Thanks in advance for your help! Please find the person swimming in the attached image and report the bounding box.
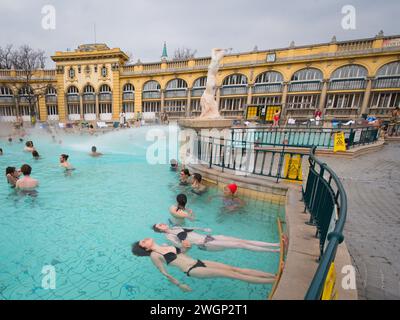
[60,154,74,170]
[191,173,207,194]
[170,159,178,171]
[152,223,281,253]
[15,164,39,190]
[132,238,276,292]
[24,141,35,153]
[169,194,195,226]
[222,183,245,212]
[32,150,40,160]
[5,166,21,188]
[0,148,3,156]
[179,169,191,186]
[90,146,103,157]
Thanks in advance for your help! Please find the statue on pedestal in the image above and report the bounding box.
[199,48,227,119]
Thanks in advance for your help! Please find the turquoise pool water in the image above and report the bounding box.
[0,126,283,300]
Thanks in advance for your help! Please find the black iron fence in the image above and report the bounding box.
[303,147,347,300]
[196,135,306,182]
[231,126,380,149]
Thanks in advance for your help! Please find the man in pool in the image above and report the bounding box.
[5,166,21,188]
[132,238,276,292]
[152,223,280,253]
[0,148,3,156]
[90,146,103,157]
[24,141,35,153]
[191,173,207,194]
[170,159,178,171]
[15,164,39,190]
[60,154,74,170]
[169,194,195,225]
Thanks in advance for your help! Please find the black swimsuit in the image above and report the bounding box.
[176,228,194,241]
[157,247,182,265]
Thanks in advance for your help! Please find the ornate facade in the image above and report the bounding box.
[1,35,400,123]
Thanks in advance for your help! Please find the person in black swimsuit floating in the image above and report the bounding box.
[132,238,276,292]
[152,223,280,252]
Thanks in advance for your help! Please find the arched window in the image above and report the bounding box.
[99,84,111,93]
[123,83,135,101]
[46,86,57,95]
[99,84,112,102]
[0,86,13,96]
[165,78,187,98]
[221,74,248,95]
[67,86,79,95]
[192,76,207,97]
[329,65,367,90]
[193,76,207,88]
[45,86,57,104]
[83,85,95,94]
[254,71,283,93]
[19,86,33,96]
[289,68,323,92]
[123,83,135,92]
[373,61,400,89]
[143,80,161,99]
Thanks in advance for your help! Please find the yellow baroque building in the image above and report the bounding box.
[1,34,400,123]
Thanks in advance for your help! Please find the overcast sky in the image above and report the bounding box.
[0,0,398,67]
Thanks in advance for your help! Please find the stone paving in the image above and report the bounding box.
[320,142,400,300]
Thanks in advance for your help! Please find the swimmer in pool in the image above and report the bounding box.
[191,173,207,194]
[60,154,74,170]
[15,164,39,190]
[170,159,178,171]
[90,146,103,157]
[222,183,245,212]
[179,168,191,186]
[32,150,40,160]
[169,194,195,225]
[5,166,21,188]
[132,238,276,292]
[152,223,280,253]
[0,148,3,156]
[23,141,35,153]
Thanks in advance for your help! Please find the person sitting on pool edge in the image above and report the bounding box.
[152,223,280,253]
[179,168,191,186]
[170,159,178,171]
[131,238,276,292]
[169,193,195,226]
[24,141,35,153]
[32,150,40,160]
[90,146,103,157]
[60,154,74,170]
[191,173,207,194]
[15,164,39,190]
[5,166,21,188]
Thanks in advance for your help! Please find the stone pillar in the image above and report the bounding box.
[161,90,165,112]
[134,89,142,113]
[38,95,47,122]
[216,86,221,110]
[319,79,329,115]
[280,82,289,119]
[186,88,191,118]
[95,94,99,119]
[360,77,373,117]
[246,85,253,105]
[79,95,83,120]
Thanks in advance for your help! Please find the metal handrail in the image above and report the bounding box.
[304,146,347,299]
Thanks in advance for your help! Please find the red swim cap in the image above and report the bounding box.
[227,183,238,194]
